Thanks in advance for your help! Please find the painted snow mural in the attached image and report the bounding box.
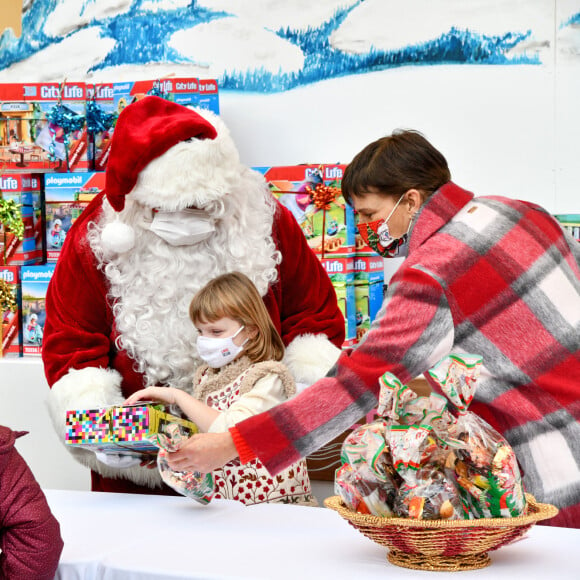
[0,0,579,88]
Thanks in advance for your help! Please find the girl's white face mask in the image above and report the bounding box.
[146,207,215,246]
[196,326,247,368]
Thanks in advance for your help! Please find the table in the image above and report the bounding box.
[45,489,579,579]
[8,143,33,166]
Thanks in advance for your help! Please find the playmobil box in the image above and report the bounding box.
[0,266,22,357]
[65,403,199,457]
[354,281,384,343]
[257,164,356,257]
[20,263,55,356]
[86,83,117,171]
[354,253,385,284]
[319,254,355,284]
[0,82,88,172]
[113,77,219,117]
[0,173,44,265]
[44,172,104,262]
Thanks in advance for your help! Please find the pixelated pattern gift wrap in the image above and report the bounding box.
[65,404,198,456]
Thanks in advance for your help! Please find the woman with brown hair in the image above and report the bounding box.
[163,130,580,528]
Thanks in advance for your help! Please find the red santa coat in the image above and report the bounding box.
[42,192,344,493]
[0,426,63,578]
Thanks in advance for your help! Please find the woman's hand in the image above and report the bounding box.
[166,432,238,473]
[124,386,177,406]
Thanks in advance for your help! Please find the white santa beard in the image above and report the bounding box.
[88,195,280,391]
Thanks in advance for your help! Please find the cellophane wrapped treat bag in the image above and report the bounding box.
[335,354,527,520]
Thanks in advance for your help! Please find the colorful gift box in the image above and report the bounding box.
[257,164,356,257]
[319,253,355,284]
[0,173,44,265]
[0,265,21,357]
[333,281,357,348]
[20,263,55,355]
[44,172,104,262]
[0,82,87,172]
[65,404,199,457]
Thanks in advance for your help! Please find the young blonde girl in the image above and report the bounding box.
[126,271,316,506]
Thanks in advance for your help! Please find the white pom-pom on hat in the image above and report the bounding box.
[101,219,136,254]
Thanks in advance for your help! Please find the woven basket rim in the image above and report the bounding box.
[324,493,558,529]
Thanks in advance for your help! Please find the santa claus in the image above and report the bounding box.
[43,96,344,494]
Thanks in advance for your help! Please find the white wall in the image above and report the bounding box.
[0,359,90,490]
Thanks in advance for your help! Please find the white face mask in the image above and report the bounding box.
[146,208,215,246]
[196,326,247,368]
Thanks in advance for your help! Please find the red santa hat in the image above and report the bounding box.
[101,96,217,252]
[105,96,217,212]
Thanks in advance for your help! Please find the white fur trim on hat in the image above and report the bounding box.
[101,218,136,254]
[45,366,164,488]
[283,334,342,386]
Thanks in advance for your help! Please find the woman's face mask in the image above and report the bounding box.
[145,207,215,246]
[356,194,411,258]
[196,325,247,368]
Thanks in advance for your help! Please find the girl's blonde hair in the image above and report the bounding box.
[189,272,285,363]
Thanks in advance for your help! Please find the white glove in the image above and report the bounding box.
[94,451,141,469]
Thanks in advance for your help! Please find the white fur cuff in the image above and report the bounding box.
[283,334,341,385]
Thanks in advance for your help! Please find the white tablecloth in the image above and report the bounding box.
[45,489,579,580]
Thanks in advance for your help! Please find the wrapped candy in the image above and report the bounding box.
[390,425,463,520]
[428,354,527,518]
[148,423,215,505]
[335,420,399,516]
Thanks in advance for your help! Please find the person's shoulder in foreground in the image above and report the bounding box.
[0,425,64,579]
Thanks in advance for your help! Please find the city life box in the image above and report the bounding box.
[0,265,21,357]
[44,172,104,262]
[257,164,356,257]
[0,82,88,172]
[0,173,44,266]
[65,404,199,457]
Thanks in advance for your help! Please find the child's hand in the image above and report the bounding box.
[124,386,177,406]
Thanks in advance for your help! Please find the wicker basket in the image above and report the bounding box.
[324,494,558,571]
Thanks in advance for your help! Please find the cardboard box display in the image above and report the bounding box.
[65,403,199,457]
[0,266,21,357]
[258,164,356,256]
[554,214,580,242]
[20,263,55,355]
[354,253,385,284]
[0,173,44,265]
[44,172,104,262]
[0,82,87,172]
[354,281,384,343]
[332,281,356,348]
[113,77,219,117]
[319,254,355,284]
[86,83,116,171]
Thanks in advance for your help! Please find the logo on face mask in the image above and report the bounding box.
[146,207,215,246]
[196,326,247,368]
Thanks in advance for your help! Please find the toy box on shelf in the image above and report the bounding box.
[0,173,44,266]
[0,82,88,172]
[44,172,104,262]
[20,263,55,356]
[354,252,385,343]
[0,266,21,357]
[257,164,355,257]
[554,214,580,242]
[319,253,357,348]
[86,83,116,171]
[113,77,219,117]
[65,403,198,457]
